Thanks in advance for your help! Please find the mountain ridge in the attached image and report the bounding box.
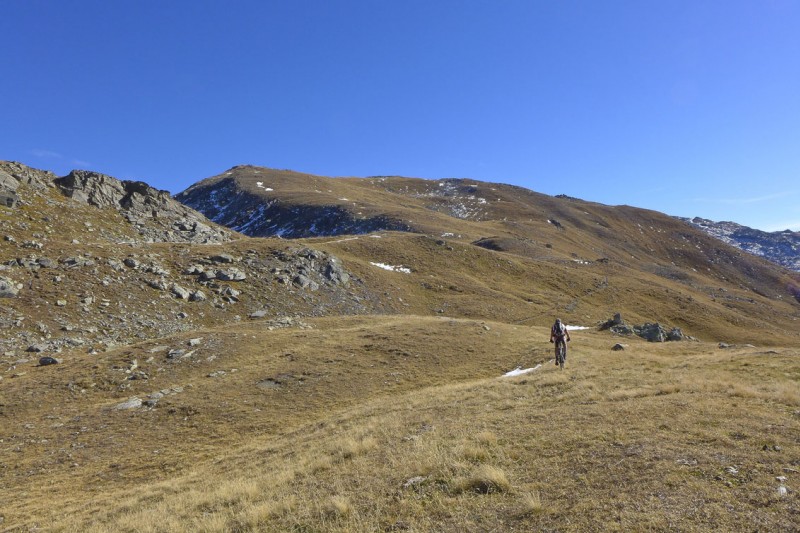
[680,216,800,272]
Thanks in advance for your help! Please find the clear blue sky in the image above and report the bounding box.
[2,1,799,231]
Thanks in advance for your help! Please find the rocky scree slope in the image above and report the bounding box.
[680,216,800,272]
[0,162,392,361]
[176,166,415,238]
[0,239,378,361]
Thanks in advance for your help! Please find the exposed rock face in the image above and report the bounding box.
[600,314,687,342]
[0,169,20,207]
[634,323,686,343]
[176,177,413,238]
[0,169,19,192]
[0,161,232,244]
[680,217,800,272]
[53,170,231,243]
[0,161,58,190]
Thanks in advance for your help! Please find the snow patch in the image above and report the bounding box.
[566,325,592,331]
[370,262,411,274]
[503,364,542,377]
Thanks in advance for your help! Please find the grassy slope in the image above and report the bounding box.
[5,317,796,532]
[2,165,800,531]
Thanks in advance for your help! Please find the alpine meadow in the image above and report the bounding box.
[1,162,798,531]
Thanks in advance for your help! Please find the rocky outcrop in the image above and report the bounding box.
[0,162,232,244]
[633,323,686,342]
[0,169,20,208]
[0,161,58,191]
[600,313,688,342]
[52,169,232,243]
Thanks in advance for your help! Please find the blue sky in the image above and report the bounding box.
[2,1,799,231]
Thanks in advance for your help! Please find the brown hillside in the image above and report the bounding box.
[1,162,798,531]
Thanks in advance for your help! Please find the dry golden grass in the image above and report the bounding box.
[2,319,795,532]
[452,464,512,494]
[516,491,548,517]
[2,164,800,531]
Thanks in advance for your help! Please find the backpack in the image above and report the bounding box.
[553,321,565,337]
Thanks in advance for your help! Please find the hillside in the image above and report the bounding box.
[1,161,799,531]
[177,165,800,339]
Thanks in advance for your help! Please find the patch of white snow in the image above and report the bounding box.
[370,262,411,274]
[502,364,542,377]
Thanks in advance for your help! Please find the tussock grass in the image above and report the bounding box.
[461,443,491,463]
[607,387,655,401]
[475,430,499,447]
[323,495,354,519]
[335,435,379,460]
[241,496,297,528]
[452,464,512,494]
[517,491,547,517]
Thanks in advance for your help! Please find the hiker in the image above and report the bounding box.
[550,318,570,365]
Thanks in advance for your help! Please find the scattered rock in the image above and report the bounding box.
[114,397,143,410]
[265,316,312,330]
[611,343,626,351]
[0,276,20,298]
[171,284,190,300]
[293,274,312,289]
[188,338,202,346]
[217,268,246,281]
[148,279,169,291]
[403,476,428,489]
[189,290,207,302]
[249,310,268,319]
[210,253,236,263]
[221,286,240,299]
[199,269,217,281]
[167,348,196,359]
[185,264,204,275]
[38,356,59,366]
[257,378,282,389]
[37,257,56,268]
[324,257,350,286]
